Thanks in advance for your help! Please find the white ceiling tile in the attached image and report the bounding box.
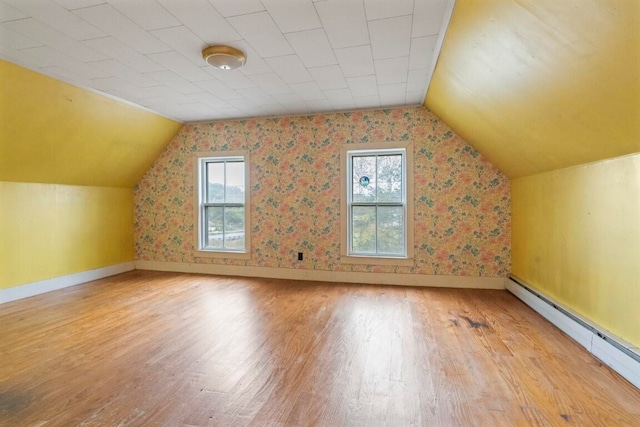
[0,0,449,121]
[4,18,107,62]
[228,40,272,75]
[334,45,375,78]
[74,5,169,54]
[272,93,306,109]
[405,90,425,104]
[409,35,437,70]
[89,59,159,87]
[237,87,276,105]
[265,55,312,84]
[354,95,381,109]
[407,67,429,92]
[188,92,232,109]
[315,0,369,49]
[181,110,226,122]
[20,45,110,78]
[215,108,246,119]
[137,85,196,103]
[41,65,94,87]
[248,72,292,95]
[208,0,265,17]
[261,0,321,33]
[346,75,378,97]
[369,15,412,60]
[364,0,414,20]
[308,65,347,90]
[144,70,201,94]
[151,26,206,66]
[84,36,164,73]
[53,0,105,10]
[140,96,174,109]
[285,28,336,68]
[146,51,211,81]
[323,88,353,103]
[378,82,406,105]
[304,98,332,111]
[374,56,409,84]
[107,0,181,31]
[2,0,105,40]
[0,42,48,69]
[228,12,293,58]
[157,0,241,43]
[289,81,325,101]
[0,26,43,49]
[204,67,256,89]
[195,79,242,100]
[0,3,28,21]
[226,97,264,114]
[91,75,128,91]
[412,0,447,38]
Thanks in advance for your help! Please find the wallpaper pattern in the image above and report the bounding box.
[135,107,510,277]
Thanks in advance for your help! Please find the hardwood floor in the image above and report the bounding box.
[0,271,638,426]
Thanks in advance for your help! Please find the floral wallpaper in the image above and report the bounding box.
[135,107,510,277]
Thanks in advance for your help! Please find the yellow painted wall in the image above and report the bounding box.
[0,60,181,290]
[512,154,640,346]
[426,0,640,178]
[0,182,134,290]
[0,60,182,187]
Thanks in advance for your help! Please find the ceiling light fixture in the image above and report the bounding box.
[201,45,246,71]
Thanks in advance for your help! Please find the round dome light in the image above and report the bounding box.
[202,45,246,71]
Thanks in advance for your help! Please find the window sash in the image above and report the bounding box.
[198,156,246,252]
[347,149,407,257]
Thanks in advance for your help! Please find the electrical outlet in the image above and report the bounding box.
[298,252,303,261]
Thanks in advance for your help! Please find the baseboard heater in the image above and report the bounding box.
[506,275,640,389]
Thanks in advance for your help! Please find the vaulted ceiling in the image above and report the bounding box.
[1,0,637,184]
[0,0,452,122]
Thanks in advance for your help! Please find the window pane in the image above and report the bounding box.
[377,155,402,202]
[224,207,245,250]
[352,156,376,202]
[205,206,223,249]
[207,162,224,203]
[225,161,245,204]
[377,206,404,255]
[351,206,376,254]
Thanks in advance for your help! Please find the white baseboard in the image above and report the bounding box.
[506,277,640,390]
[135,260,506,289]
[0,261,136,304]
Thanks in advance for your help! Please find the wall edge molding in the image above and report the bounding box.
[0,261,136,305]
[135,260,506,289]
[506,276,640,390]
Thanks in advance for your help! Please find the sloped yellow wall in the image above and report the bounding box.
[0,60,181,290]
[512,154,640,346]
[426,0,640,178]
[0,60,182,187]
[0,182,134,290]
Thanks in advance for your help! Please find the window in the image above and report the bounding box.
[341,142,413,264]
[195,152,250,258]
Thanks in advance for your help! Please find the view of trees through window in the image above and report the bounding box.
[350,152,405,256]
[203,160,245,251]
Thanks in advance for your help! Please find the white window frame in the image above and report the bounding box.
[340,141,414,266]
[193,151,251,259]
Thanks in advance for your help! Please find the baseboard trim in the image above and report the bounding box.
[0,261,136,304]
[135,261,506,289]
[506,276,640,390]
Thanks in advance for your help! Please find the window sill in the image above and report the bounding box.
[193,250,251,260]
[340,255,414,266]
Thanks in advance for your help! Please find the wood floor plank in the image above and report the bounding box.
[1,270,639,426]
